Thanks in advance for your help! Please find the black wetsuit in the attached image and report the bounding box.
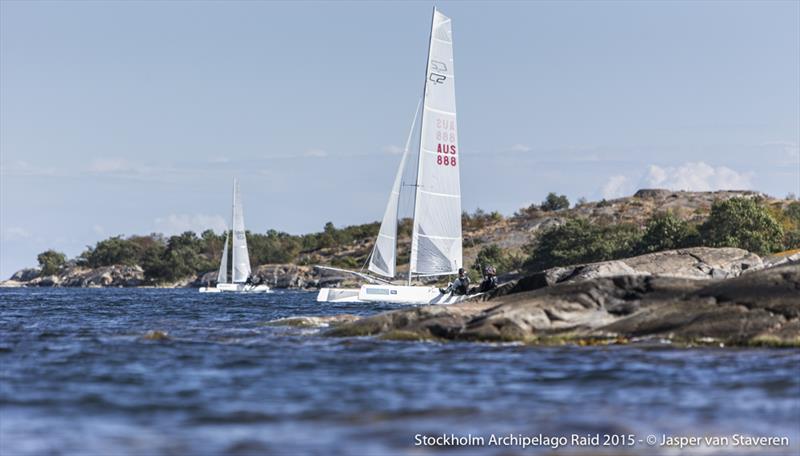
[479,276,497,292]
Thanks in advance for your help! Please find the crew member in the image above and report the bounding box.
[440,268,470,295]
[479,266,498,292]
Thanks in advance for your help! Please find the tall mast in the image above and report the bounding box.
[230,177,237,283]
[408,6,436,286]
[394,98,421,278]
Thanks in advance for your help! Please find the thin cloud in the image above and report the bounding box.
[645,162,753,191]
[153,214,227,235]
[510,144,531,152]
[601,175,632,199]
[2,226,32,241]
[0,160,58,177]
[303,149,328,158]
[89,158,135,173]
[383,145,403,155]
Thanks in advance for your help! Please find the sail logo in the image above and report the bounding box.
[429,73,446,85]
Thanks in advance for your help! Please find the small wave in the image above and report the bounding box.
[262,315,359,329]
[141,330,170,341]
[188,410,280,424]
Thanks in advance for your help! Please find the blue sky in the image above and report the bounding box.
[1,0,799,276]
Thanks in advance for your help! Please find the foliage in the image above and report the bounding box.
[541,192,570,211]
[523,198,789,272]
[79,236,143,267]
[300,221,379,251]
[637,212,699,254]
[248,229,301,265]
[699,198,784,255]
[462,208,503,230]
[37,250,66,276]
[772,201,800,250]
[471,244,521,276]
[524,219,642,271]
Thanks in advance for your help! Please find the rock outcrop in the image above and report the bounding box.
[517,247,762,292]
[254,264,314,288]
[325,251,799,347]
[8,265,145,287]
[10,267,41,282]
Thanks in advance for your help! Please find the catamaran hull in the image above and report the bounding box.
[316,288,363,303]
[358,284,471,305]
[199,283,270,293]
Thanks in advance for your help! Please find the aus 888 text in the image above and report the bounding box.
[435,117,457,167]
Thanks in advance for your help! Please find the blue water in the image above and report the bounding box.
[1,288,798,455]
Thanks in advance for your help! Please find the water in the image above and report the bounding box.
[1,289,798,455]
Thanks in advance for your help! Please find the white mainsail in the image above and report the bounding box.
[368,99,422,278]
[217,231,230,284]
[231,178,251,283]
[409,9,462,276]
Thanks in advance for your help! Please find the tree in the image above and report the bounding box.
[524,219,641,271]
[541,192,570,211]
[781,202,800,250]
[319,222,338,249]
[80,236,141,267]
[637,212,698,254]
[699,198,783,255]
[37,250,66,276]
[471,244,520,276]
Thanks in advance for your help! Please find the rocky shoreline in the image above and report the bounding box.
[288,247,798,347]
[1,263,340,289]
[4,246,799,347]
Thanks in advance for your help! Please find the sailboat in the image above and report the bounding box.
[317,8,469,305]
[199,178,270,293]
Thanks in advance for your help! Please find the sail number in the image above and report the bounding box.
[435,118,457,167]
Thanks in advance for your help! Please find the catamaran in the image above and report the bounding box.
[317,8,470,305]
[200,178,269,293]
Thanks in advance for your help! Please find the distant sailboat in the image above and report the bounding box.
[317,8,470,305]
[199,178,270,293]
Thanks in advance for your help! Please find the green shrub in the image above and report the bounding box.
[37,250,66,276]
[541,192,570,211]
[248,229,301,265]
[699,198,783,255]
[471,244,520,275]
[462,208,504,230]
[524,219,641,271]
[637,212,699,254]
[80,236,142,267]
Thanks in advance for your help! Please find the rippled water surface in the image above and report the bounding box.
[1,288,798,455]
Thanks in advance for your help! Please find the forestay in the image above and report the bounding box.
[410,9,462,276]
[231,178,251,283]
[368,99,422,278]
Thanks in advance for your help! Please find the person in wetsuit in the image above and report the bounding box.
[440,268,470,295]
[479,265,498,292]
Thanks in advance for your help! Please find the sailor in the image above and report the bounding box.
[245,275,254,286]
[479,266,498,292]
[440,268,470,295]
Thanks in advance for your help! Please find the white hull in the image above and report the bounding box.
[358,284,472,305]
[316,288,363,303]
[199,283,270,293]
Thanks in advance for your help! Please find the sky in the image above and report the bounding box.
[1,0,799,277]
